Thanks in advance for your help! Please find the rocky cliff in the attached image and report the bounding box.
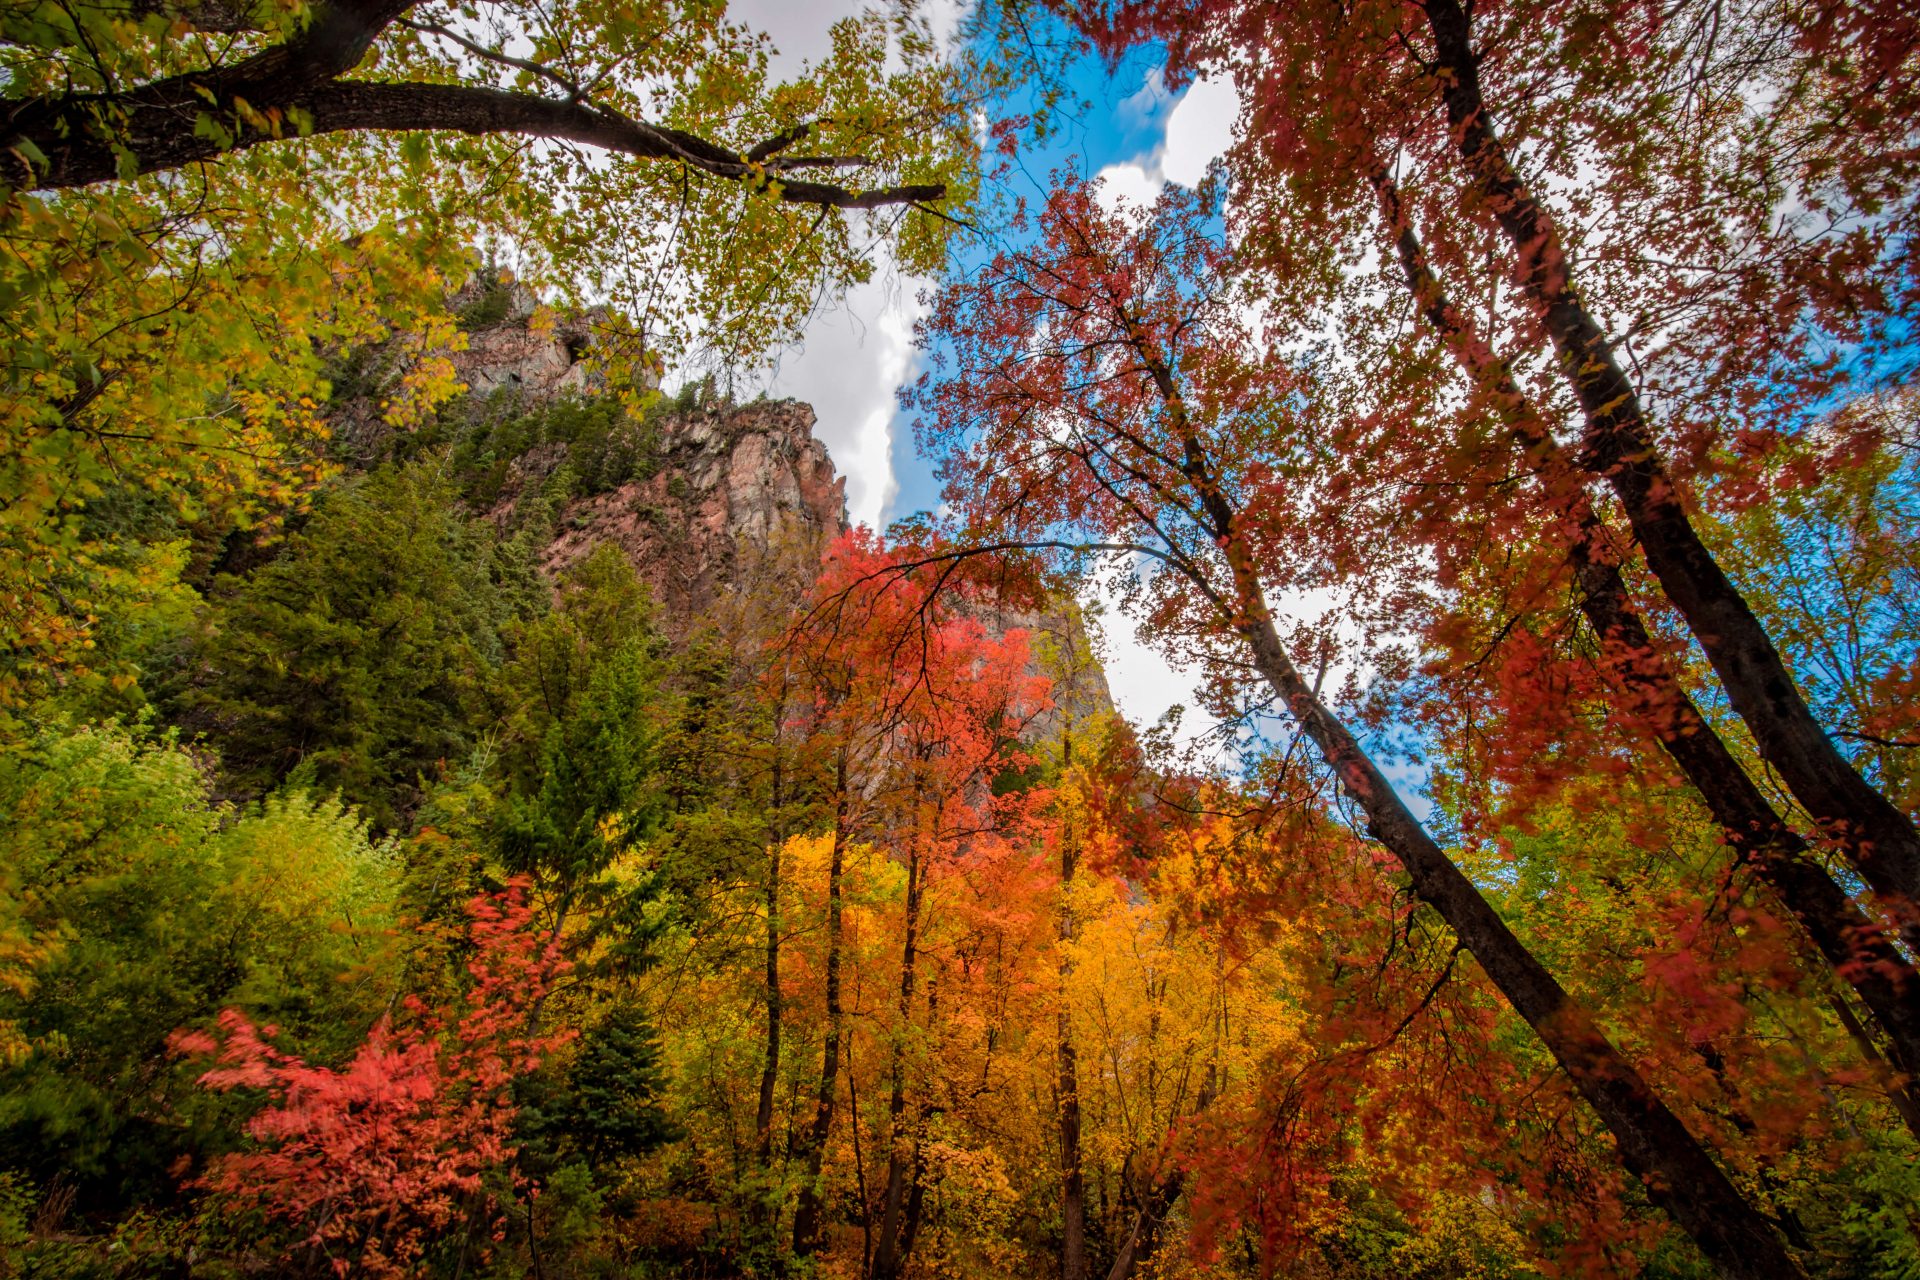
[537,400,848,621]
[436,289,1113,719]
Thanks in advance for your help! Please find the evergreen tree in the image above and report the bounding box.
[179,459,538,830]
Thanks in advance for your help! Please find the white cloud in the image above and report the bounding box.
[1092,160,1165,215]
[726,0,843,73]
[719,0,967,532]
[1092,68,1242,209]
[755,260,926,531]
[729,0,969,78]
[1160,73,1239,188]
[1090,585,1224,754]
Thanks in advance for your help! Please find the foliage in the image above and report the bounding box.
[2,0,1919,1274]
[174,458,540,829]
[176,883,569,1279]
[0,723,398,1214]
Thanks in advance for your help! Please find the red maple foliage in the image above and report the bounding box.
[173,881,571,1278]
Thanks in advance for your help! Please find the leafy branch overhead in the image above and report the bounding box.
[3,0,948,210]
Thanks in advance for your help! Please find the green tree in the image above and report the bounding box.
[179,457,535,830]
[0,723,397,1214]
[0,0,976,704]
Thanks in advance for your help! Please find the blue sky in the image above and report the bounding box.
[747,7,1245,749]
[883,42,1213,521]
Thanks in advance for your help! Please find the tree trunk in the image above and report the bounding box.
[1059,731,1090,1280]
[1226,560,1803,1280]
[899,1125,931,1268]
[872,838,925,1280]
[1106,1170,1183,1280]
[755,719,787,1226]
[756,835,783,1168]
[899,974,941,1273]
[793,748,852,1255]
[1369,167,1920,1110]
[1419,0,1920,918]
[1145,383,1806,1278]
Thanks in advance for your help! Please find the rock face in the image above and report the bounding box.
[446,291,1115,721]
[446,281,609,400]
[539,401,849,623]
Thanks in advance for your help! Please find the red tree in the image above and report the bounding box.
[1058,0,1920,940]
[908,175,1809,1278]
[174,882,571,1278]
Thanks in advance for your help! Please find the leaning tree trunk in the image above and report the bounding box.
[1369,167,1920,1117]
[1142,373,1806,1278]
[1219,538,1804,1280]
[1419,0,1920,917]
[1106,1170,1184,1280]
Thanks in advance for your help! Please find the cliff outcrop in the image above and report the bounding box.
[538,400,848,622]
[436,290,1114,721]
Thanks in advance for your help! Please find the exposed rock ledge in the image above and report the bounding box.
[538,400,848,623]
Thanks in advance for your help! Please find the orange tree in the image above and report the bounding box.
[907,174,1822,1278]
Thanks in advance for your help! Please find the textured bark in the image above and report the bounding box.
[791,751,851,1255]
[6,0,942,209]
[1371,169,1920,1111]
[1130,346,1805,1277]
[1419,0,1920,914]
[1221,553,1802,1280]
[871,840,925,1280]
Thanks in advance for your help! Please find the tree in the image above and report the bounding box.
[1359,170,1920,1114]
[5,0,954,211]
[1,0,976,716]
[177,881,569,1279]
[0,723,399,1215]
[909,178,1806,1279]
[1061,0,1920,928]
[488,542,667,935]
[816,534,1050,1280]
[178,457,532,830]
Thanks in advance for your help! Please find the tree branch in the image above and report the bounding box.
[12,79,945,208]
[6,0,944,210]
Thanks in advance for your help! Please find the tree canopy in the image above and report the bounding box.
[2,0,1919,1277]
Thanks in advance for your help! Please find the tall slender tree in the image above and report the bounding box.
[910,180,1808,1280]
[1062,0,1920,920]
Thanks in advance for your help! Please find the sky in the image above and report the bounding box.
[735,0,1244,747]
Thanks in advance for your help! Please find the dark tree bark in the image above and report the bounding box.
[754,733,786,1208]
[1058,729,1090,1280]
[871,836,925,1280]
[5,0,942,209]
[1105,1170,1183,1280]
[1370,167,1920,1119]
[792,749,852,1255]
[898,976,940,1271]
[1418,0,1920,916]
[1216,527,1803,1280]
[1123,343,1807,1278]
[755,834,783,1170]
